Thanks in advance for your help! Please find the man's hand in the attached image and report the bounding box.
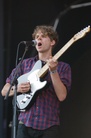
[17,82,30,93]
[46,56,58,71]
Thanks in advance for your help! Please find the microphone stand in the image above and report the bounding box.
[4,44,29,138]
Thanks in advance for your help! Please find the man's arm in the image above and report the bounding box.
[50,71,67,101]
[1,82,31,96]
[1,83,15,96]
[47,56,71,101]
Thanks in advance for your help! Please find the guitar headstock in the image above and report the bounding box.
[73,25,90,41]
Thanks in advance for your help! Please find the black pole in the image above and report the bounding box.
[12,81,18,138]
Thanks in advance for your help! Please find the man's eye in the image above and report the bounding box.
[37,35,39,38]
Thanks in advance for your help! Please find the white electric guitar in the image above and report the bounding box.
[17,26,90,110]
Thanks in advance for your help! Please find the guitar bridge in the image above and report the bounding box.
[20,94,32,104]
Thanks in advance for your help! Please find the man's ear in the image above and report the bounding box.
[51,40,56,48]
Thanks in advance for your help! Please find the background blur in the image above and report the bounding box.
[0,0,91,138]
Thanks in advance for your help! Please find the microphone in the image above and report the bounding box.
[20,40,37,47]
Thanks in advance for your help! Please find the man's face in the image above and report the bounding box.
[35,30,55,53]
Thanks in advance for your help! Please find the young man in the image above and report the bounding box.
[1,25,72,138]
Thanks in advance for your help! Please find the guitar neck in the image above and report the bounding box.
[53,37,75,60]
[38,37,75,78]
[38,25,90,78]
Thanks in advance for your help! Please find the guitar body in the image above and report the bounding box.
[17,60,47,110]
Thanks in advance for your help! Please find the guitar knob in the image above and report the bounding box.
[26,96,31,99]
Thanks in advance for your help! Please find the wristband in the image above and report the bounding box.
[50,70,57,74]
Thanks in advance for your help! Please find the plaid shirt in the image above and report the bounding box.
[6,56,72,130]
